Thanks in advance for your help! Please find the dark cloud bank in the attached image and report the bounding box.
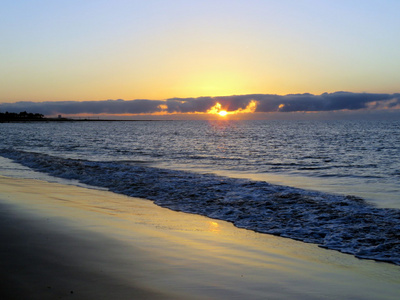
[1,92,399,117]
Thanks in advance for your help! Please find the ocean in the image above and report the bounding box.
[1,119,399,265]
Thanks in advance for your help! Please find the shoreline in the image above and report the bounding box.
[0,118,169,123]
[1,176,399,299]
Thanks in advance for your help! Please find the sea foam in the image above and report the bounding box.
[1,149,399,265]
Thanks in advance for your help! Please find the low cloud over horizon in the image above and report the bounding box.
[1,92,399,117]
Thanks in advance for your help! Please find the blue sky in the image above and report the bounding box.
[1,0,399,118]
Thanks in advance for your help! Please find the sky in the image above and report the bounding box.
[1,0,399,119]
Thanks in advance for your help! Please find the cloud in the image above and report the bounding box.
[165,97,215,113]
[0,99,166,115]
[1,92,399,116]
[245,92,400,113]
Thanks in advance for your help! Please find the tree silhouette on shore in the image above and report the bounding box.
[0,111,44,121]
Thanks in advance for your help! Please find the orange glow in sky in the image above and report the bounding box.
[206,100,258,117]
[207,102,225,115]
[1,1,399,104]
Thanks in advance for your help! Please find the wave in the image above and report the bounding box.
[1,149,399,265]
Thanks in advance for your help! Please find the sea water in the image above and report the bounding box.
[0,120,399,264]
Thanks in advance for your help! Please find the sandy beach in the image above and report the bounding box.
[0,175,399,300]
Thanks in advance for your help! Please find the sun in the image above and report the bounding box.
[206,100,258,118]
[218,110,228,117]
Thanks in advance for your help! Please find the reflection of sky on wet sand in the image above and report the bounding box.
[208,221,220,233]
[2,177,400,299]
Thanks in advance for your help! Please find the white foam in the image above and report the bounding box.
[1,149,399,266]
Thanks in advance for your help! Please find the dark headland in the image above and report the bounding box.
[0,111,161,122]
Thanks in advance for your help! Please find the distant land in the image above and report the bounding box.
[0,111,49,122]
[0,111,163,122]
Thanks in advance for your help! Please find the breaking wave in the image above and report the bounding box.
[1,149,399,265]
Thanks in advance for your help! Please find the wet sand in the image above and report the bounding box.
[0,175,399,299]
